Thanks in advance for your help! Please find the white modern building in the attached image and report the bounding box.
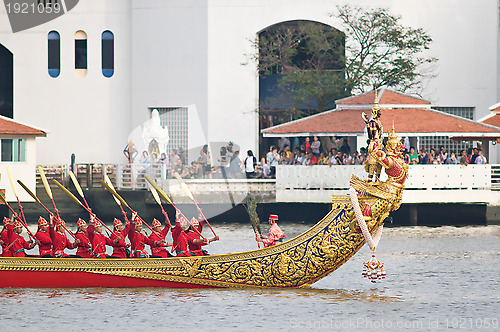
[0,116,46,202]
[0,0,499,165]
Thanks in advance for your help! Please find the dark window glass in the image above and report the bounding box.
[102,30,114,77]
[1,139,13,162]
[48,31,60,77]
[75,39,87,69]
[0,44,13,118]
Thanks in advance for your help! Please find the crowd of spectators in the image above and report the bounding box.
[135,143,247,180]
[255,137,489,178]
[131,138,488,181]
[407,145,487,165]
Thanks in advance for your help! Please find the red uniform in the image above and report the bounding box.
[1,227,11,257]
[7,224,32,257]
[186,220,208,256]
[148,225,171,258]
[109,222,131,258]
[128,226,155,258]
[88,224,114,258]
[49,225,75,257]
[74,230,92,258]
[171,220,193,257]
[35,229,53,257]
[262,223,285,248]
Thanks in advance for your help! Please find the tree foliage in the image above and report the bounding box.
[247,5,437,115]
[250,21,345,113]
[337,5,437,95]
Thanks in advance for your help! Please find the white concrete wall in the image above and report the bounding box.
[131,0,209,139]
[0,0,498,165]
[391,0,498,120]
[0,137,38,202]
[0,0,132,164]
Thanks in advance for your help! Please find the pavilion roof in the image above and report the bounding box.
[262,89,500,139]
[0,115,47,137]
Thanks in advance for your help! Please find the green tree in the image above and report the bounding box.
[250,20,345,115]
[247,5,437,116]
[337,5,437,95]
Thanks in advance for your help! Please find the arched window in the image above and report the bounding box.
[48,31,60,78]
[101,30,114,78]
[75,30,87,77]
[0,43,13,118]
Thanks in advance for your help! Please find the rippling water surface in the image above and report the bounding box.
[1,224,499,331]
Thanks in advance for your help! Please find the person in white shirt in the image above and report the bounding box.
[475,149,487,164]
[245,150,257,178]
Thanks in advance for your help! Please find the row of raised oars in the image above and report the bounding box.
[8,168,217,245]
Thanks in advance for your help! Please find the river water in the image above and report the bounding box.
[0,224,499,331]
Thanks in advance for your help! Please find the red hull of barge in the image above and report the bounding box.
[0,271,216,288]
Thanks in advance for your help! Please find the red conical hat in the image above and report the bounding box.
[38,217,48,226]
[152,219,161,228]
[113,218,122,228]
[14,220,23,228]
[77,218,87,227]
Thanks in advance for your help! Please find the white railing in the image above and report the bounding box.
[36,163,500,205]
[116,163,168,190]
[276,165,496,204]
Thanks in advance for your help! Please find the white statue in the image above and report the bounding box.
[142,109,170,157]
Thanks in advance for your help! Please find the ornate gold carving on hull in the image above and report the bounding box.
[0,180,401,288]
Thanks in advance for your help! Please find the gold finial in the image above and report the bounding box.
[372,88,381,114]
[387,121,400,152]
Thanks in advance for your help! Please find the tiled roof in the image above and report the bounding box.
[489,102,500,112]
[336,88,430,105]
[0,116,47,137]
[262,108,500,136]
[481,114,500,128]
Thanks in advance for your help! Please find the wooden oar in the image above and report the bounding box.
[244,195,262,249]
[0,194,35,241]
[6,167,33,237]
[38,166,61,220]
[103,174,129,221]
[100,180,157,234]
[68,170,90,209]
[17,180,77,240]
[52,179,116,236]
[4,237,20,253]
[173,171,217,237]
[146,180,170,224]
[144,175,206,240]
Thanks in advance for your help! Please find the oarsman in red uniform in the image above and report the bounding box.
[256,214,285,248]
[49,216,76,258]
[7,220,35,257]
[148,218,173,258]
[186,215,219,256]
[87,217,114,259]
[35,217,53,257]
[73,218,92,258]
[171,212,192,257]
[1,217,12,257]
[128,213,156,258]
[108,218,131,258]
